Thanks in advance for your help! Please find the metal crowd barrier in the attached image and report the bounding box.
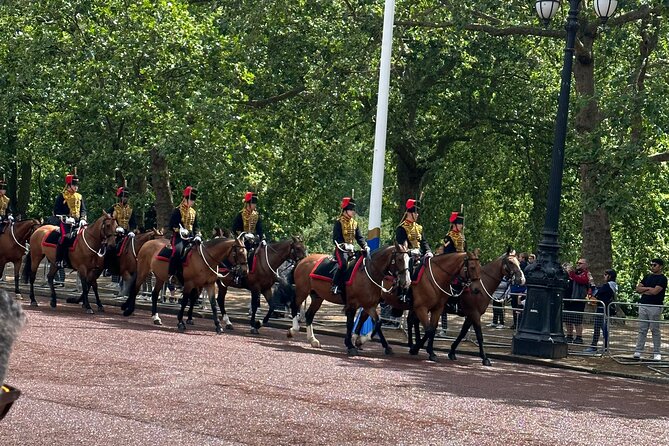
[607,301,668,365]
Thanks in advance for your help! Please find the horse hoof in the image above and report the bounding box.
[254,321,262,330]
[186,319,195,325]
[50,299,57,309]
[153,318,163,326]
[97,306,105,313]
[123,308,134,317]
[310,339,321,348]
[482,358,492,366]
[384,347,394,356]
[121,302,128,311]
[226,324,234,330]
[250,327,259,335]
[347,347,359,356]
[30,301,38,307]
[216,325,223,335]
[428,354,438,362]
[177,322,186,332]
[409,347,419,356]
[448,351,457,361]
[85,308,94,315]
[66,297,79,304]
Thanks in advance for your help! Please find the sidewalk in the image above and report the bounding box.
[3,265,668,384]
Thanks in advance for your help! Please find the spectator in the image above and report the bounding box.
[633,258,667,361]
[489,277,510,328]
[528,253,536,265]
[564,258,590,344]
[510,254,528,330]
[585,269,617,353]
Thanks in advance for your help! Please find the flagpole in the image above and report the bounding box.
[367,0,396,250]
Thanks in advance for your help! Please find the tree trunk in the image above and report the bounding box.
[573,26,611,283]
[150,146,173,230]
[394,142,426,221]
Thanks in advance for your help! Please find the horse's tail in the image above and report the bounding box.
[21,252,31,284]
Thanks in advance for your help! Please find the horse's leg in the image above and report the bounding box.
[369,309,393,356]
[448,317,474,361]
[77,276,94,314]
[207,285,222,335]
[304,293,324,347]
[406,310,416,349]
[409,307,431,356]
[426,310,440,362]
[186,287,199,325]
[261,288,274,327]
[352,311,369,348]
[471,316,490,366]
[26,253,41,306]
[149,279,164,325]
[90,279,104,312]
[249,290,261,334]
[13,259,22,299]
[176,288,192,332]
[216,282,233,330]
[344,306,358,356]
[46,262,58,309]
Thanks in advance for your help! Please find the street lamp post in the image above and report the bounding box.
[512,0,618,358]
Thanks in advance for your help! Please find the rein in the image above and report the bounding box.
[361,250,397,294]
[9,223,29,254]
[263,242,281,279]
[427,255,478,297]
[198,242,226,279]
[80,222,108,258]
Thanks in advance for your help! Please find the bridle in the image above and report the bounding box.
[362,245,408,293]
[8,220,39,254]
[478,255,520,301]
[81,216,116,258]
[427,253,481,297]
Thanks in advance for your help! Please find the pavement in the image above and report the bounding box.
[2,265,668,384]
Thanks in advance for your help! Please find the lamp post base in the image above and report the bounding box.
[511,235,569,359]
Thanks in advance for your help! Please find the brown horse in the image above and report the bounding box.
[105,229,164,296]
[23,213,118,313]
[288,244,410,356]
[447,250,525,366]
[373,250,481,361]
[0,219,40,298]
[121,236,248,334]
[215,237,307,333]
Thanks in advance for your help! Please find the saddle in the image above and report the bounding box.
[310,254,363,285]
[43,227,79,251]
[155,244,194,265]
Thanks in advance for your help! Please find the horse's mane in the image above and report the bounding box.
[203,237,236,248]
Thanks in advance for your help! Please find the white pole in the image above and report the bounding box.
[367,0,396,251]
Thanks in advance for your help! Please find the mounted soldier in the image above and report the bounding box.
[395,198,433,303]
[232,191,265,262]
[0,175,13,234]
[331,196,369,297]
[440,211,466,313]
[168,186,201,285]
[53,172,87,268]
[107,186,137,249]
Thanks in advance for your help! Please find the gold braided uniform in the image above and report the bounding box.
[62,189,83,218]
[112,203,133,231]
[177,202,196,232]
[0,195,9,216]
[400,220,423,250]
[444,230,465,253]
[339,215,358,244]
[241,207,259,233]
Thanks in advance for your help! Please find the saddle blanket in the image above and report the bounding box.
[309,255,363,286]
[42,228,82,251]
[155,245,194,266]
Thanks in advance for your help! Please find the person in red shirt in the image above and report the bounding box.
[564,258,591,344]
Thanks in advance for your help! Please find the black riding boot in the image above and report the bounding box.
[168,256,183,285]
[331,269,343,295]
[56,242,68,268]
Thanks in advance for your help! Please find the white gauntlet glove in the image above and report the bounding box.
[193,235,202,243]
[127,231,136,238]
[65,217,75,225]
[179,227,189,238]
[79,218,87,227]
[424,251,434,259]
[116,227,125,235]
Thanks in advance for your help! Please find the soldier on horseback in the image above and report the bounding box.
[107,186,137,249]
[53,173,87,268]
[0,176,13,234]
[232,191,264,262]
[440,211,466,314]
[168,186,200,285]
[395,198,433,303]
[331,197,369,296]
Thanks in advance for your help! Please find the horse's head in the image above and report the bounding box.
[392,241,411,290]
[230,236,249,276]
[461,249,481,285]
[289,236,307,262]
[502,247,526,285]
[100,211,118,247]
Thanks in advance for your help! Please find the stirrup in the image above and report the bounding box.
[398,294,408,304]
[331,285,341,295]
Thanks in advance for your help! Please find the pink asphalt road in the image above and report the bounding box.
[3,300,668,445]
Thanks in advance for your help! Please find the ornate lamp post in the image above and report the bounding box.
[512,0,618,358]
